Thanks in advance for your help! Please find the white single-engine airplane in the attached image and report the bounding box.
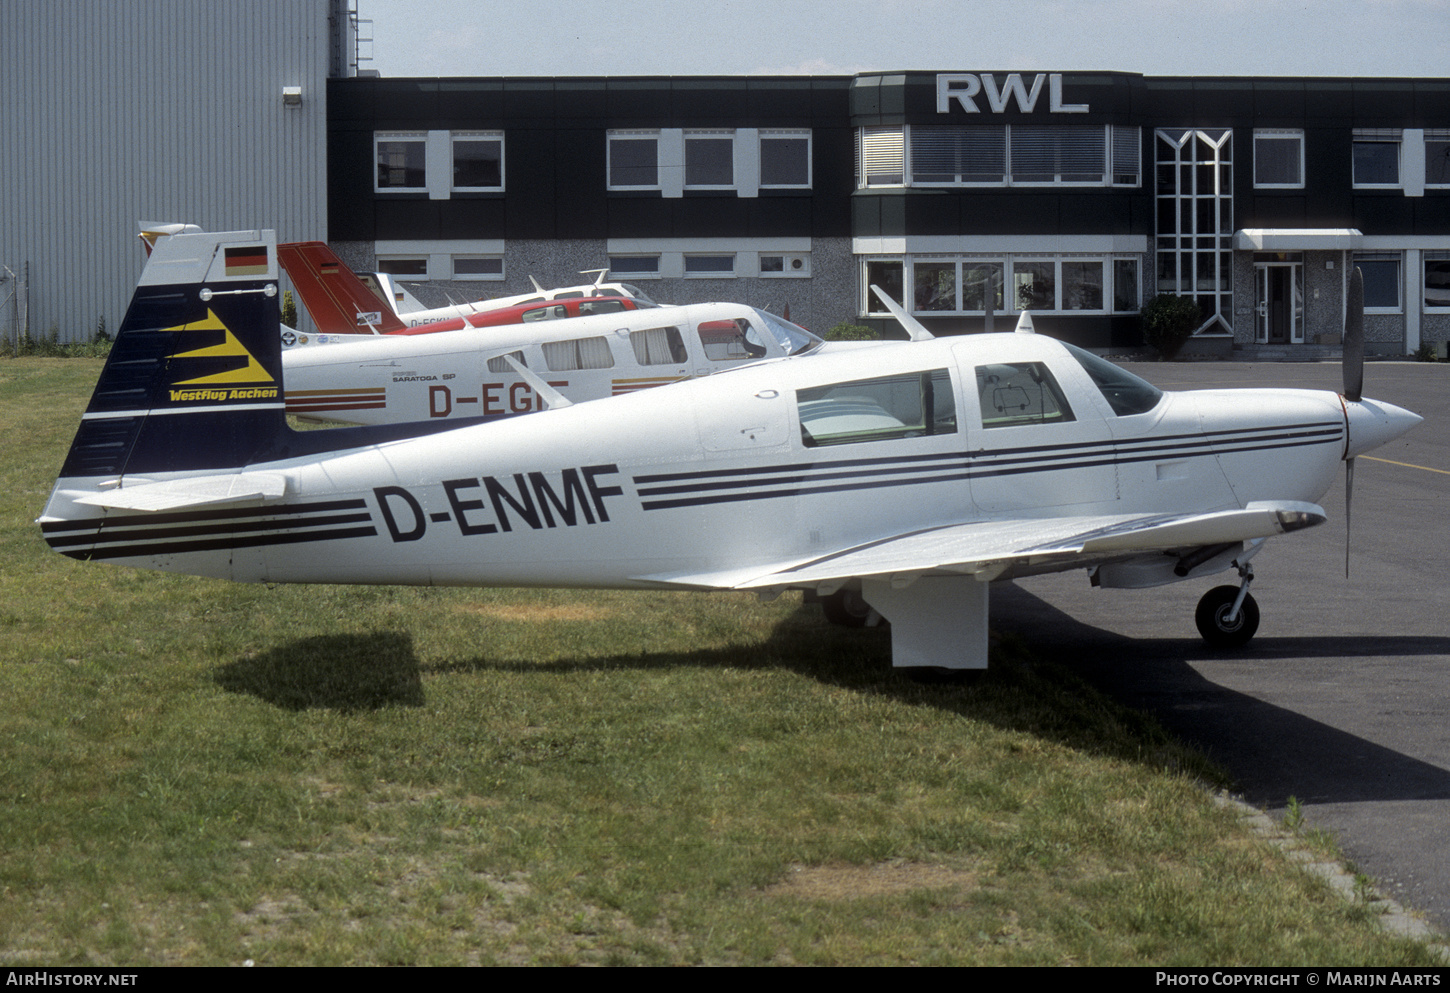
[39,230,1421,670]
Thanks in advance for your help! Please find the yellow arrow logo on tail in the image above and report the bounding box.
[165,309,275,385]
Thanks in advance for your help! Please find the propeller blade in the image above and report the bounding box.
[1345,455,1355,578]
[1344,266,1364,403]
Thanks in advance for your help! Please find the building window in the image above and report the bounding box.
[759,131,811,188]
[607,131,660,190]
[452,133,504,191]
[1253,130,1304,188]
[608,255,661,278]
[759,254,810,277]
[860,125,1139,188]
[1424,255,1450,310]
[684,131,735,189]
[453,256,504,280]
[684,254,735,276]
[377,257,428,277]
[1353,130,1401,187]
[868,257,1133,317]
[1354,254,1401,313]
[376,133,426,191]
[1426,130,1450,188]
[1155,128,1233,334]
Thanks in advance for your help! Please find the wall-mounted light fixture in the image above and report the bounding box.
[282,86,302,107]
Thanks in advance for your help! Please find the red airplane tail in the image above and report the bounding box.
[276,242,406,335]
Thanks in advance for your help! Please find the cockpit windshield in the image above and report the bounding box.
[1062,343,1163,416]
[757,311,824,356]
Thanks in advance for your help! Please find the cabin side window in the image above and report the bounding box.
[630,327,688,365]
[542,337,615,371]
[798,369,956,448]
[974,363,1075,428]
[522,305,568,322]
[485,350,527,374]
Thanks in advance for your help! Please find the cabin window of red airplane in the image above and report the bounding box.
[974,363,1075,428]
[522,305,568,323]
[376,133,426,190]
[630,327,687,365]
[578,299,627,316]
[542,337,615,371]
[798,370,956,448]
[452,132,504,191]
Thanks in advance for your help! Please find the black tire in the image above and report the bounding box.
[820,588,873,628]
[1195,586,1260,648]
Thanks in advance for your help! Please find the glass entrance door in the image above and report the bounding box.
[1255,263,1303,344]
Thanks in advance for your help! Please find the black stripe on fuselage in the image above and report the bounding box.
[634,420,1344,511]
[41,498,376,561]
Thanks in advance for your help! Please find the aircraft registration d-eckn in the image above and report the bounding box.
[39,230,1422,671]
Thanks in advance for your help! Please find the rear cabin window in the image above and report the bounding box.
[975,363,1075,428]
[630,327,688,365]
[578,298,628,316]
[798,369,956,448]
[485,350,527,374]
[542,337,615,371]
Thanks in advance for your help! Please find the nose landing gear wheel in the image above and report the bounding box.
[1195,585,1260,648]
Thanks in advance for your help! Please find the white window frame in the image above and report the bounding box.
[683,131,736,191]
[1425,130,1450,189]
[607,255,663,280]
[1353,254,1402,315]
[683,253,736,277]
[451,255,505,281]
[375,132,427,192]
[450,132,505,192]
[607,130,662,191]
[860,125,1140,190]
[1253,129,1305,189]
[866,256,1135,318]
[376,256,429,279]
[758,253,811,278]
[1353,130,1403,189]
[759,130,812,189]
[1423,253,1450,312]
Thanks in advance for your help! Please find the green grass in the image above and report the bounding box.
[1,357,1442,965]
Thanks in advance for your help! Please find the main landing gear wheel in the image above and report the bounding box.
[1195,585,1260,648]
[821,588,875,628]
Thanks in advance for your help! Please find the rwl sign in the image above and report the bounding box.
[936,73,1089,114]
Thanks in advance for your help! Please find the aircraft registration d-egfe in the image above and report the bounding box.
[282,297,824,424]
[39,230,1422,670]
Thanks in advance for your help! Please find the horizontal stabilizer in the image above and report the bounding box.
[75,472,289,512]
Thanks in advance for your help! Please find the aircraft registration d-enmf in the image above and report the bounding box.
[40,230,1422,671]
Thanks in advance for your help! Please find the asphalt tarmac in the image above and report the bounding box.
[989,359,1450,931]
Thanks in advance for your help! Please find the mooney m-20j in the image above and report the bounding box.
[40,230,1421,670]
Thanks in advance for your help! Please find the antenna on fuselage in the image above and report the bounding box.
[1014,312,1035,334]
[870,285,934,342]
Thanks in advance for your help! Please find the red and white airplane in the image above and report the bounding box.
[276,241,658,335]
[40,229,1421,670]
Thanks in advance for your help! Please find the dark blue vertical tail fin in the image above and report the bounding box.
[57,229,286,479]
